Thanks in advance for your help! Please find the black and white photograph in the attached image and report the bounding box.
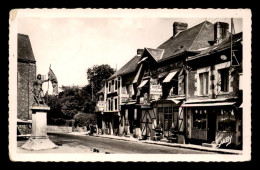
[8,9,251,162]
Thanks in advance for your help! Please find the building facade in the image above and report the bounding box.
[183,30,243,148]
[95,20,243,148]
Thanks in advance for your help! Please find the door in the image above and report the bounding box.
[207,111,216,142]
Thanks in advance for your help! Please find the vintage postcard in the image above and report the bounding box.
[9,9,251,162]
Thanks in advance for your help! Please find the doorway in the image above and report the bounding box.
[207,110,216,142]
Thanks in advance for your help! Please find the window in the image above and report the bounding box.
[199,72,209,95]
[193,109,207,130]
[158,107,163,113]
[218,109,236,132]
[99,94,104,101]
[114,98,118,110]
[219,68,229,92]
[114,79,118,91]
[164,107,169,113]
[108,82,112,93]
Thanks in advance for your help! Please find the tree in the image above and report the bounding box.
[87,64,115,99]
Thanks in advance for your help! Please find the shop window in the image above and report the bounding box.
[218,109,236,132]
[199,72,209,95]
[169,106,172,113]
[219,68,229,92]
[164,114,173,131]
[158,107,163,113]
[164,107,169,113]
[193,109,207,129]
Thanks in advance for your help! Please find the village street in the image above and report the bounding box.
[17,133,216,154]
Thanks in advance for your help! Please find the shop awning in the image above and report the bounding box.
[158,72,168,79]
[181,102,236,107]
[166,97,185,104]
[138,79,149,88]
[138,57,148,64]
[163,71,178,83]
[133,64,143,84]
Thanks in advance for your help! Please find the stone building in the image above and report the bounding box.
[17,33,36,134]
[183,30,243,148]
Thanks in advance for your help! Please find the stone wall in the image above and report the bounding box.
[17,62,36,120]
[47,125,73,133]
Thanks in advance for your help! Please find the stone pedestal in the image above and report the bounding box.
[21,106,57,151]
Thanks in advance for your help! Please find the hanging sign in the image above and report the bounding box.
[96,101,105,111]
[150,78,162,100]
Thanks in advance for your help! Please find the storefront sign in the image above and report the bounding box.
[215,133,233,148]
[150,78,162,100]
[96,101,105,111]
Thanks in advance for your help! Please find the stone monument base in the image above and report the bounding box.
[21,136,58,151]
[21,106,57,151]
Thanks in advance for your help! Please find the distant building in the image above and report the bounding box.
[17,34,36,121]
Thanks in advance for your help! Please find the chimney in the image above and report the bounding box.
[173,22,188,36]
[137,49,144,56]
[214,22,229,44]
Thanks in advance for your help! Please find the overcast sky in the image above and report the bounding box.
[18,17,242,92]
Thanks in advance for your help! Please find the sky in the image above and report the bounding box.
[18,17,242,93]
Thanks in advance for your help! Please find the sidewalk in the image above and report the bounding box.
[49,132,243,155]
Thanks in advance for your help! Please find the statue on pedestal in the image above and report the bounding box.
[33,74,49,106]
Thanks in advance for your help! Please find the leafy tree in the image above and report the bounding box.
[87,64,115,99]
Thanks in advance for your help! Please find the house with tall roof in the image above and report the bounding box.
[96,20,243,149]
[17,33,37,135]
[95,49,143,136]
[182,27,243,148]
[132,21,218,142]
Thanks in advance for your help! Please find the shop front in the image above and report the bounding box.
[119,102,143,138]
[151,97,186,142]
[101,111,120,135]
[183,101,242,148]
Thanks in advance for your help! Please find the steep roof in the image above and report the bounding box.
[145,48,164,62]
[108,55,141,80]
[187,32,242,61]
[18,34,36,63]
[157,21,214,62]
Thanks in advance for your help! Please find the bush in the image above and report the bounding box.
[73,112,97,127]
